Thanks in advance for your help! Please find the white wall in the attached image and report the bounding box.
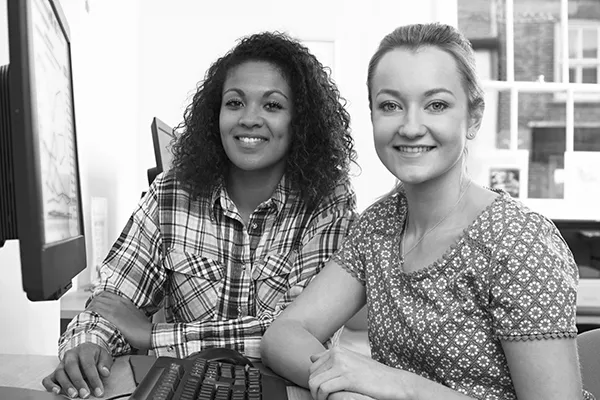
[67,0,141,288]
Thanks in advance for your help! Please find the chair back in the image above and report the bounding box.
[578,328,600,398]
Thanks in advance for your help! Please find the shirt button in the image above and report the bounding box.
[251,222,258,230]
[167,345,174,352]
[238,306,243,314]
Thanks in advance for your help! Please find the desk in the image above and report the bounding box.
[0,354,311,400]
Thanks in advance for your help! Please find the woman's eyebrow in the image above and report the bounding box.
[375,88,402,98]
[223,88,244,96]
[375,87,456,100]
[263,89,289,100]
[423,87,455,98]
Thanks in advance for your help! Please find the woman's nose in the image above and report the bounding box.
[398,109,426,138]
[238,104,264,128]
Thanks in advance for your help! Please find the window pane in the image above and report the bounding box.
[517,92,567,199]
[568,90,600,216]
[569,67,577,83]
[480,88,512,149]
[458,0,500,38]
[575,127,600,150]
[582,28,598,58]
[569,29,579,59]
[574,93,600,151]
[458,0,505,81]
[506,0,564,82]
[513,0,561,82]
[582,67,598,83]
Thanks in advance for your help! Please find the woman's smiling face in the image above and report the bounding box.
[370,46,477,186]
[219,60,293,176]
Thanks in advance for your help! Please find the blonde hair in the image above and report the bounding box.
[366,23,485,119]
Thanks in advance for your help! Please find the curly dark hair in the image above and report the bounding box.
[171,31,357,207]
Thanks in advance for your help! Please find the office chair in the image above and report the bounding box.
[578,327,600,398]
[142,117,174,198]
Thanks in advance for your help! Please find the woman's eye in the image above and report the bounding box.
[427,101,448,112]
[225,99,243,108]
[380,102,400,112]
[265,101,283,111]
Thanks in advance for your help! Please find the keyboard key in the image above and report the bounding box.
[178,376,201,400]
[214,386,230,400]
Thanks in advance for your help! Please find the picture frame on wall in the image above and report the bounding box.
[489,167,520,198]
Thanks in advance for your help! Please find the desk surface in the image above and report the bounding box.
[0,354,310,400]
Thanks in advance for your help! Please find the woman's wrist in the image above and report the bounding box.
[382,365,418,400]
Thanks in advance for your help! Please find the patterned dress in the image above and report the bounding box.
[333,189,595,400]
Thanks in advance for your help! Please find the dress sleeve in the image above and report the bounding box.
[331,210,371,285]
[488,213,579,341]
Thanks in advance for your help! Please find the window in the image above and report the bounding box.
[556,21,600,84]
[458,0,600,221]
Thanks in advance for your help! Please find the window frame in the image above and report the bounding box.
[475,0,600,221]
[553,19,600,101]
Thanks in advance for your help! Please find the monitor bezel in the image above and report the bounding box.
[151,116,175,173]
[7,0,86,301]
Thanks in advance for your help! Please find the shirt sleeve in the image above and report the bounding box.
[488,213,579,341]
[59,180,166,359]
[150,180,358,359]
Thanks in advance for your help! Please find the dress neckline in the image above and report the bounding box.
[395,188,506,278]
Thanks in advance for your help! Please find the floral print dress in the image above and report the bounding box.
[333,189,595,400]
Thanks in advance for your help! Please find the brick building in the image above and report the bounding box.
[459,0,600,199]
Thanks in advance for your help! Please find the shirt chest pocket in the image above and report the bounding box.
[163,250,224,321]
[251,252,296,306]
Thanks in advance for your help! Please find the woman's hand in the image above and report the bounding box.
[42,343,113,398]
[308,346,409,400]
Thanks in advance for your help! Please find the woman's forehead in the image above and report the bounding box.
[371,47,466,99]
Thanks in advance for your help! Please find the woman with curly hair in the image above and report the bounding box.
[43,31,357,398]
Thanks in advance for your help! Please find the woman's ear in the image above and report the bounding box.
[467,108,483,140]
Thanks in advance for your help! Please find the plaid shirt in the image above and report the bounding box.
[59,171,356,360]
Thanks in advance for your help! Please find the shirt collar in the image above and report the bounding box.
[210,174,295,220]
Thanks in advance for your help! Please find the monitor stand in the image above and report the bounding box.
[0,386,66,399]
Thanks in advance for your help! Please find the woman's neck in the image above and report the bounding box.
[226,165,285,221]
[402,168,472,237]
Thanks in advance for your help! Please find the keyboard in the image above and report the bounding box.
[129,355,289,400]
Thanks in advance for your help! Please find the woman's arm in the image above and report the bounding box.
[261,260,366,387]
[488,215,587,400]
[503,338,585,400]
[303,339,586,400]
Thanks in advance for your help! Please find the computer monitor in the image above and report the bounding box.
[0,0,86,301]
[151,116,175,173]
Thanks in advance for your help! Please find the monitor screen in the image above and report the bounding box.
[30,0,81,244]
[0,0,86,301]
